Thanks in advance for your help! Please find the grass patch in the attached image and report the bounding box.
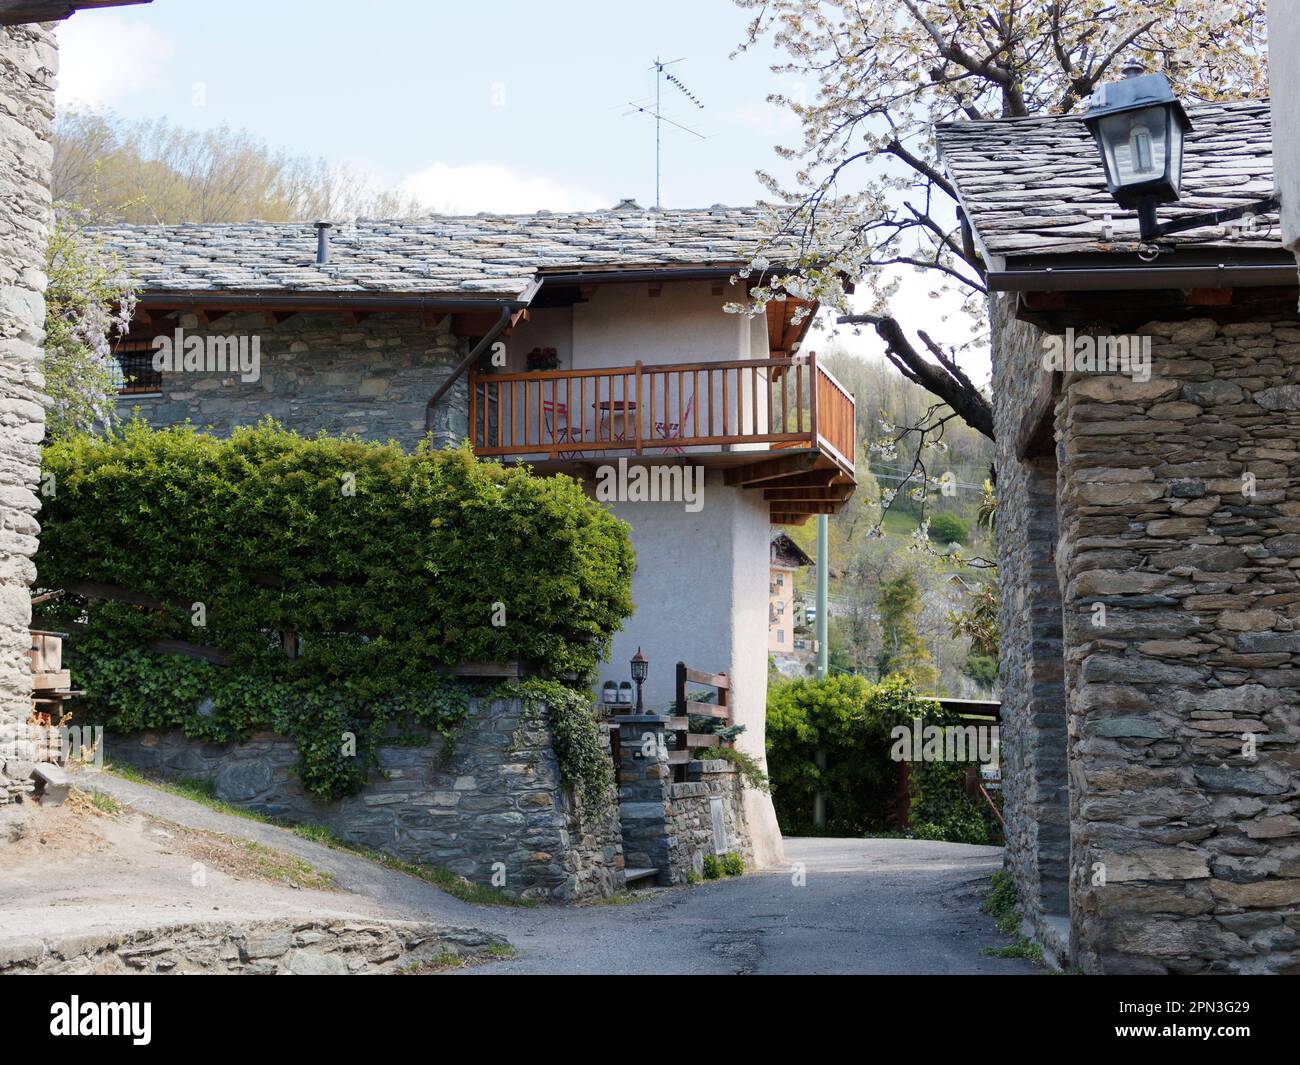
[981,870,1044,964]
[289,822,538,907]
[402,943,516,974]
[80,788,123,817]
[582,891,648,906]
[238,838,335,891]
[105,762,273,825]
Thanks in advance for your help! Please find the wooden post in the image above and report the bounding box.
[635,360,644,455]
[468,374,478,449]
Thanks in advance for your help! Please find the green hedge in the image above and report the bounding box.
[765,674,996,842]
[37,420,635,800]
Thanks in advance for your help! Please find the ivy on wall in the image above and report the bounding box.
[37,421,636,801]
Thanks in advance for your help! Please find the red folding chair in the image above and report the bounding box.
[654,392,695,454]
[543,399,578,458]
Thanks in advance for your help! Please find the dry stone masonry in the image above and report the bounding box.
[0,918,505,975]
[994,301,1300,974]
[107,697,627,902]
[0,24,54,808]
[120,310,469,450]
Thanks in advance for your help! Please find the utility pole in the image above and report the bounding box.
[814,512,829,829]
[816,513,828,678]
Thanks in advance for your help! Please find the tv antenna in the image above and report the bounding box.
[622,57,706,209]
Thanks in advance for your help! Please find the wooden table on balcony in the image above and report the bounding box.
[593,399,637,443]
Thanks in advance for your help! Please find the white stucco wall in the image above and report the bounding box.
[499,282,776,454]
[1271,0,1300,253]
[600,469,786,868]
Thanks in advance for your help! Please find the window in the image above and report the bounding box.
[777,629,785,644]
[776,573,785,587]
[113,340,162,395]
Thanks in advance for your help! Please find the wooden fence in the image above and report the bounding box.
[671,661,732,782]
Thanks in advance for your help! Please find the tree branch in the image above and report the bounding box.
[839,313,994,440]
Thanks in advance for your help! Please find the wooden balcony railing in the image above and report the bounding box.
[469,353,855,471]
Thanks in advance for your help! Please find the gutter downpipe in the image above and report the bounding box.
[427,277,542,412]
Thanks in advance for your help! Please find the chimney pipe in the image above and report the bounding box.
[314,221,333,266]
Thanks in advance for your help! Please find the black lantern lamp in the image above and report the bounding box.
[630,648,648,714]
[1084,61,1277,243]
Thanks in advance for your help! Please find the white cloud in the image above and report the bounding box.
[398,161,608,216]
[54,13,175,109]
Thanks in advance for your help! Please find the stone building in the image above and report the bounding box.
[768,530,814,676]
[937,95,1300,972]
[0,2,149,815]
[95,207,860,869]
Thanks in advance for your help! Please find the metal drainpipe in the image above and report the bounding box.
[426,305,515,414]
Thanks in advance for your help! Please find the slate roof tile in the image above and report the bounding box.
[95,205,789,301]
[935,98,1278,257]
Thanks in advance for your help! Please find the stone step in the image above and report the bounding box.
[624,867,658,885]
[32,763,71,806]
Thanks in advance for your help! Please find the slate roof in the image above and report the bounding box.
[771,531,813,569]
[95,205,788,303]
[936,98,1279,259]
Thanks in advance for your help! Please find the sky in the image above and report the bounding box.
[54,0,987,382]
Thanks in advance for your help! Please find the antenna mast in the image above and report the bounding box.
[623,57,705,209]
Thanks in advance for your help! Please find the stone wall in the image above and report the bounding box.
[105,696,626,902]
[990,293,1071,950]
[995,295,1300,974]
[1056,315,1300,975]
[612,715,757,884]
[0,25,55,806]
[0,917,504,975]
[669,759,754,877]
[118,310,470,450]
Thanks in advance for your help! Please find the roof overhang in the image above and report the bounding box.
[129,281,540,338]
[989,251,1300,293]
[0,0,149,24]
[135,285,538,312]
[991,249,1300,331]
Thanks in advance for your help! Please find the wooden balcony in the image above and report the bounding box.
[469,354,856,523]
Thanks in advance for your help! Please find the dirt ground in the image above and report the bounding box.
[0,791,418,944]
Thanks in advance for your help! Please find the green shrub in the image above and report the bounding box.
[766,673,998,842]
[701,854,723,880]
[690,744,769,792]
[927,512,969,545]
[37,420,635,801]
[721,852,744,877]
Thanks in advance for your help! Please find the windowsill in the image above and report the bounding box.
[117,392,163,400]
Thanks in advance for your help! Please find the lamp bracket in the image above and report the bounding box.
[1138,195,1280,242]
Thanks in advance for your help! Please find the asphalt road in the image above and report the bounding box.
[75,774,1037,975]
[471,837,1038,975]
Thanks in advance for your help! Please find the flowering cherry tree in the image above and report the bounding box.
[735,0,1268,439]
[43,210,137,439]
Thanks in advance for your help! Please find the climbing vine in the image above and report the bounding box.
[505,678,612,816]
